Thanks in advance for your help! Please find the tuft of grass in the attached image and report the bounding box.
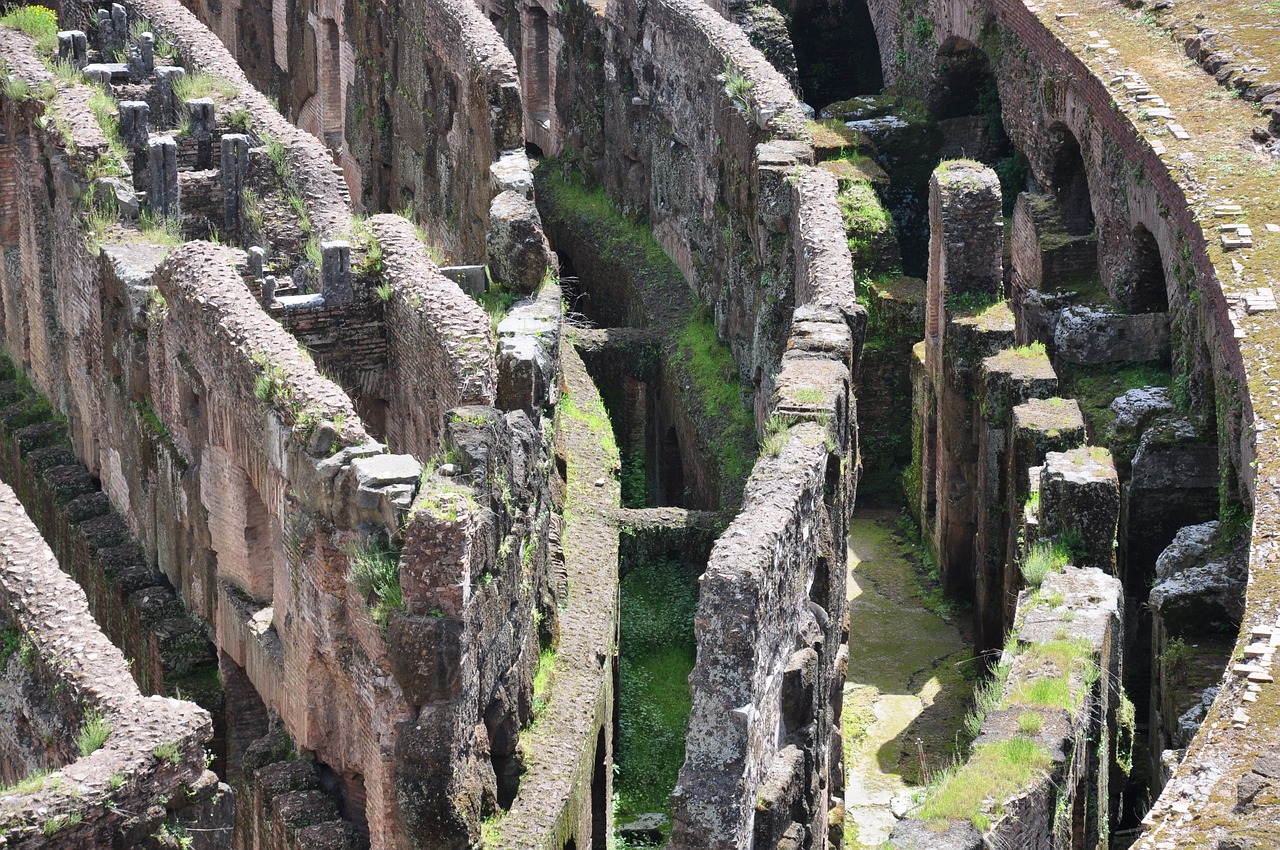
[920,735,1053,832]
[77,709,110,757]
[375,283,393,302]
[42,812,81,836]
[531,647,556,717]
[722,62,753,112]
[0,5,60,55]
[171,70,238,103]
[345,542,403,627]
[152,741,181,766]
[139,209,183,246]
[760,414,791,457]
[1017,711,1043,735]
[1021,540,1072,588]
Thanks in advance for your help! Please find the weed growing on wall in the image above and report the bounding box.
[77,709,111,756]
[172,70,238,103]
[1021,540,1072,588]
[345,541,404,627]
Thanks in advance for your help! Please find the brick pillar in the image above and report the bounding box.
[1005,397,1085,627]
[922,160,1005,596]
[973,347,1058,652]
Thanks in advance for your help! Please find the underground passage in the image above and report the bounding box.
[0,0,1277,846]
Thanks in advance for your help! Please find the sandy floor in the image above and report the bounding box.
[842,510,975,847]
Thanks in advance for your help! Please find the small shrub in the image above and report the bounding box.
[722,62,753,112]
[0,6,60,55]
[77,708,110,756]
[223,106,251,133]
[760,415,790,457]
[375,283,393,301]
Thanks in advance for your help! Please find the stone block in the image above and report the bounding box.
[981,346,1059,425]
[386,615,464,705]
[485,190,554,294]
[119,101,150,151]
[320,241,353,304]
[928,160,1003,301]
[438,265,487,298]
[221,133,251,232]
[154,66,186,126]
[1039,446,1119,572]
[1149,521,1246,636]
[1053,304,1170,365]
[1009,398,1086,505]
[57,30,88,68]
[147,136,179,218]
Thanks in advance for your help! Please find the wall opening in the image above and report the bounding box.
[1128,225,1170,314]
[1047,124,1095,237]
[590,725,608,849]
[658,425,684,507]
[789,0,884,111]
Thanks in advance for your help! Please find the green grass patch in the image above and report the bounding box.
[531,647,556,717]
[172,70,238,103]
[77,709,110,756]
[1020,540,1071,588]
[1004,639,1096,711]
[345,542,403,628]
[675,310,756,486]
[0,5,59,54]
[616,556,697,826]
[920,735,1052,832]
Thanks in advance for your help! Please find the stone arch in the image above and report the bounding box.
[788,0,884,110]
[1045,122,1095,237]
[932,39,1014,168]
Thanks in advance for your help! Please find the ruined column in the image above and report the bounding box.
[921,160,1007,596]
[128,32,154,80]
[56,30,88,68]
[973,346,1058,652]
[155,67,186,128]
[1004,397,1085,627]
[1039,446,1120,573]
[147,136,179,218]
[221,133,251,235]
[119,101,149,151]
[320,241,353,305]
[188,98,216,169]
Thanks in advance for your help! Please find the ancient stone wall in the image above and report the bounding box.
[0,479,221,846]
[515,0,812,409]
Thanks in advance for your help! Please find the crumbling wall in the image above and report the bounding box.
[517,0,811,407]
[0,479,221,847]
[892,564,1123,850]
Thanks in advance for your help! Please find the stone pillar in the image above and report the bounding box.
[57,31,88,68]
[1005,397,1085,626]
[1039,446,1120,573]
[188,98,216,169]
[111,3,128,45]
[262,275,277,305]
[83,65,113,87]
[485,190,556,294]
[922,160,1005,596]
[320,241,353,304]
[155,67,186,127]
[128,32,154,80]
[147,137,179,218]
[973,347,1058,652]
[221,134,251,234]
[248,246,266,281]
[119,101,149,151]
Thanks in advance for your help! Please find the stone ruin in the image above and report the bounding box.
[0,0,1278,844]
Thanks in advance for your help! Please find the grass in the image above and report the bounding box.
[0,769,57,796]
[139,209,184,246]
[675,310,756,487]
[1020,540,1072,588]
[1004,639,1097,711]
[838,179,894,272]
[77,709,110,756]
[0,5,59,55]
[616,556,697,826]
[172,70,238,103]
[760,414,791,457]
[345,542,403,627]
[920,735,1053,832]
[42,812,81,836]
[153,741,181,766]
[531,647,556,716]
